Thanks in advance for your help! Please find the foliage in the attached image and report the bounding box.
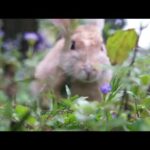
[0,20,150,131]
[103,19,126,42]
[106,29,138,65]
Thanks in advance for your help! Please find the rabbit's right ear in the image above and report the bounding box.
[84,19,105,34]
[50,19,77,51]
[51,19,71,29]
[50,19,71,36]
[50,19,78,39]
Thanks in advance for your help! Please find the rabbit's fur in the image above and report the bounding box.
[31,19,112,109]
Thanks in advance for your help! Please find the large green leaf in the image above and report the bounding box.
[106,29,138,65]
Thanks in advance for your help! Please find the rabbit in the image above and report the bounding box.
[31,19,113,109]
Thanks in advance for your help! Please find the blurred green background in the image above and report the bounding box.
[0,19,150,131]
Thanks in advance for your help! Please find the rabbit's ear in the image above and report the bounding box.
[84,19,105,34]
[50,19,78,38]
[50,19,77,51]
[50,19,71,36]
[50,19,71,29]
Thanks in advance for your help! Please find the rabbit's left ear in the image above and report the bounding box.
[84,19,105,34]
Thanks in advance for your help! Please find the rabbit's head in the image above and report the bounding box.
[51,19,111,83]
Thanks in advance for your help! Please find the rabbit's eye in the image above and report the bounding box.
[70,41,76,50]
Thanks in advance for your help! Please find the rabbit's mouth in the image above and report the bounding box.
[85,75,99,83]
[85,72,96,82]
[75,70,100,83]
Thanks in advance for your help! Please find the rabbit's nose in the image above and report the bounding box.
[83,65,92,74]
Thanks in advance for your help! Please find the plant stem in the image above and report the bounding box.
[134,98,140,118]
[120,25,147,116]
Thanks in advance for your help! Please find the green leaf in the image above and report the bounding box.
[65,85,71,98]
[64,114,76,124]
[27,116,39,126]
[106,29,138,65]
[140,74,150,85]
[142,96,150,109]
[107,118,127,131]
[127,118,150,131]
[3,101,12,120]
[15,105,30,118]
[0,91,8,102]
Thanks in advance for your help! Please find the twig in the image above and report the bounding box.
[127,26,143,76]
[119,24,149,117]
[134,98,140,118]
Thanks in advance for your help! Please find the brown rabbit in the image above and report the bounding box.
[31,19,112,109]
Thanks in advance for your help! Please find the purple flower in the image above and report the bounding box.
[0,30,4,38]
[111,112,117,119]
[24,32,38,42]
[115,19,122,25]
[36,33,44,44]
[2,39,19,51]
[100,83,112,94]
[35,33,52,51]
[35,42,51,51]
